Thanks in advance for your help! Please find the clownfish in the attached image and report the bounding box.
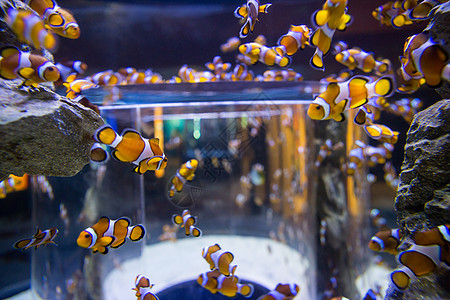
[0,46,60,87]
[363,122,399,144]
[234,0,272,38]
[232,63,254,81]
[63,73,97,99]
[0,174,28,199]
[257,45,291,67]
[372,0,414,28]
[256,283,300,300]
[263,69,303,82]
[76,216,145,254]
[202,244,237,277]
[169,159,198,198]
[205,56,232,76]
[275,25,312,56]
[14,227,58,250]
[307,75,394,122]
[94,124,168,174]
[309,0,352,71]
[90,70,122,86]
[368,228,403,255]
[55,60,87,83]
[400,32,450,88]
[238,42,263,64]
[198,271,255,298]
[132,275,159,300]
[335,48,391,75]
[172,209,202,237]
[24,0,80,39]
[5,8,57,51]
[221,37,241,53]
[390,224,450,290]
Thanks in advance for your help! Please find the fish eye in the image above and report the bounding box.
[315,106,321,110]
[84,234,90,238]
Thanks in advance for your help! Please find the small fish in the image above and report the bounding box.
[77,216,145,254]
[205,56,232,76]
[0,46,60,87]
[158,224,178,242]
[221,37,241,53]
[372,0,414,28]
[234,0,272,38]
[232,63,254,81]
[263,69,302,81]
[370,208,388,231]
[24,0,80,39]
[172,209,202,237]
[275,25,312,56]
[257,45,291,67]
[307,75,394,122]
[390,224,450,290]
[215,274,254,297]
[5,8,57,51]
[14,227,58,250]
[55,60,87,83]
[202,244,237,277]
[169,159,198,198]
[94,124,168,174]
[256,283,300,300]
[309,0,352,71]
[400,32,450,87]
[0,174,28,199]
[90,70,122,86]
[363,122,399,144]
[335,48,391,75]
[253,34,267,45]
[36,175,54,200]
[132,275,159,300]
[368,228,403,255]
[63,73,97,99]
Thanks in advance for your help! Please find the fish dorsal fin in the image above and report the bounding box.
[234,5,248,19]
[313,9,329,27]
[43,0,57,8]
[115,217,131,229]
[48,13,64,27]
[338,14,352,30]
[65,73,77,83]
[97,216,110,227]
[121,129,143,141]
[34,227,42,238]
[1,46,20,59]
[149,138,162,155]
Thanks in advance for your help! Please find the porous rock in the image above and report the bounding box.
[0,79,104,181]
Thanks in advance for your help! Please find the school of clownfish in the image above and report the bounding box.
[1,0,450,299]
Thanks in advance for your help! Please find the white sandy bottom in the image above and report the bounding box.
[104,235,314,299]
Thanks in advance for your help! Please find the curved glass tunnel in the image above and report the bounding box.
[29,85,388,300]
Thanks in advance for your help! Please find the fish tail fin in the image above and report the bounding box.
[90,142,109,163]
[238,283,254,298]
[13,239,32,249]
[273,45,286,56]
[390,266,414,290]
[190,226,202,237]
[129,224,145,241]
[259,3,271,13]
[371,76,394,97]
[234,5,247,19]
[310,50,324,71]
[239,19,251,39]
[94,124,118,145]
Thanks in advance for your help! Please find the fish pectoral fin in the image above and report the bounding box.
[18,67,35,78]
[98,236,115,247]
[146,156,163,170]
[309,29,320,47]
[312,9,329,27]
[338,14,352,30]
[234,5,247,19]
[349,98,368,109]
[110,239,126,248]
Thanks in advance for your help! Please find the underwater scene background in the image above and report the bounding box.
[0,0,449,300]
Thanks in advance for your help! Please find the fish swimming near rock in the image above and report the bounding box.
[335,47,391,75]
[169,159,198,198]
[256,283,300,300]
[197,270,255,298]
[56,60,87,82]
[63,73,97,99]
[23,0,80,39]
[275,25,312,56]
[390,224,450,290]
[14,227,58,250]
[234,0,272,38]
[77,216,145,254]
[202,244,237,277]
[368,227,403,255]
[132,275,159,300]
[5,8,57,51]
[0,46,60,87]
[400,32,450,88]
[94,124,168,174]
[0,174,28,199]
[307,75,394,122]
[309,0,352,71]
[172,209,202,237]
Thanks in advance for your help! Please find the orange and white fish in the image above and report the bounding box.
[94,124,168,174]
[0,174,28,199]
[368,228,403,255]
[363,121,399,144]
[63,73,97,99]
[309,0,352,71]
[238,42,263,64]
[256,283,300,300]
[202,244,237,277]
[0,46,60,87]
[55,60,87,82]
[390,224,450,290]
[335,48,391,75]
[263,69,303,82]
[257,45,291,67]
[221,37,241,53]
[14,227,58,250]
[234,0,272,38]
[307,75,394,122]
[232,63,254,81]
[5,8,57,51]
[216,274,254,297]
[24,0,80,39]
[172,209,202,237]
[132,275,159,300]
[275,25,312,56]
[76,216,145,254]
[205,56,232,76]
[169,159,198,198]
[400,32,450,87]
[372,0,414,28]
[90,70,122,86]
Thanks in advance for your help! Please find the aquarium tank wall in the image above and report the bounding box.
[0,0,449,300]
